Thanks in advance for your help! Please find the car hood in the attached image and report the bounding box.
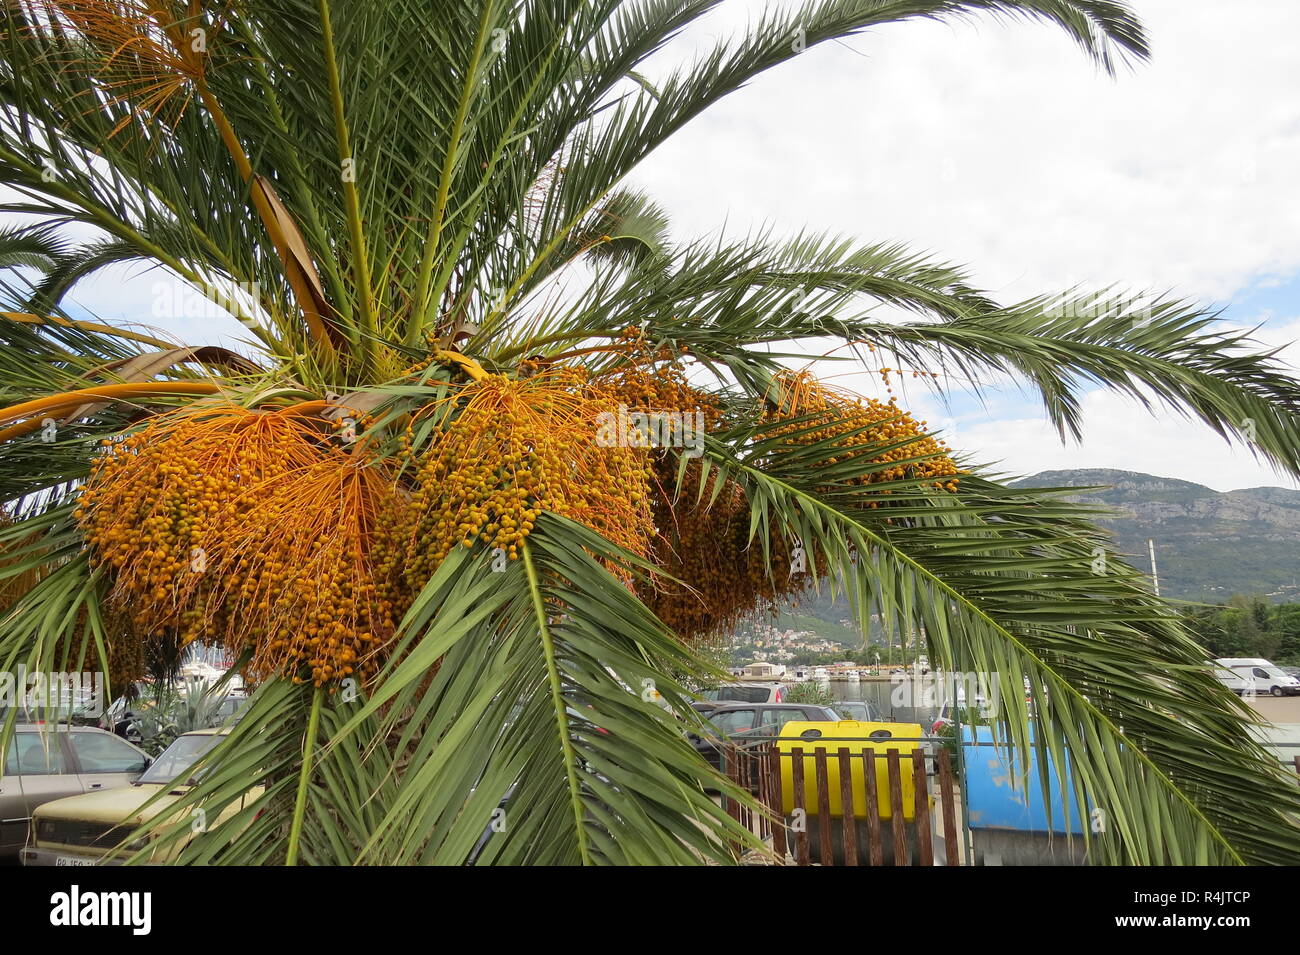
[34,783,187,826]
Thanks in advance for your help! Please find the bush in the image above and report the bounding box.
[128,680,232,755]
[785,682,835,706]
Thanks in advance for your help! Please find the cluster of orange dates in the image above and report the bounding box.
[73,356,960,684]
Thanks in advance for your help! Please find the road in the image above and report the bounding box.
[1242,694,1300,777]
[1243,693,1300,723]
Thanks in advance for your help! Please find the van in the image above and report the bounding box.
[1210,662,1254,695]
[1215,658,1300,697]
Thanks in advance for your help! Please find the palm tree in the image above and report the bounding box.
[0,0,1297,866]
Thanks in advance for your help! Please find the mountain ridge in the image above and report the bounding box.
[1011,468,1300,601]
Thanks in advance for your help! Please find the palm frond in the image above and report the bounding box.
[499,233,1300,480]
[4,0,1296,870]
[692,407,1300,864]
[127,518,757,865]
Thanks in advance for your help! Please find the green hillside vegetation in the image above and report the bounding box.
[773,611,861,645]
[1183,596,1300,665]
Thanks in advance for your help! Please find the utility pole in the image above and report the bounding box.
[1148,538,1160,597]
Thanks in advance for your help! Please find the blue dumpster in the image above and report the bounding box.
[961,725,1088,865]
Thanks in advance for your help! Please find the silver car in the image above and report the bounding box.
[834,700,885,722]
[0,724,151,858]
[698,683,786,704]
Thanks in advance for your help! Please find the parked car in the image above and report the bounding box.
[106,697,157,742]
[21,728,255,866]
[690,702,839,771]
[214,694,249,724]
[834,700,884,722]
[1215,657,1300,697]
[697,682,785,704]
[0,724,151,859]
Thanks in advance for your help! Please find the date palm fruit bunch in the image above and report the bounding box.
[587,359,806,640]
[392,365,655,590]
[229,454,396,686]
[763,370,962,495]
[75,404,398,686]
[75,404,323,646]
[639,459,810,641]
[604,362,959,640]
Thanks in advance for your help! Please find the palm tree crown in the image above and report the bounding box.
[1,0,1297,864]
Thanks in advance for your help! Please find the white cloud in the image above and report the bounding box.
[944,392,1295,493]
[630,0,1300,490]
[634,0,1300,300]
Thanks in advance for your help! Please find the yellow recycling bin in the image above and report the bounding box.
[774,720,927,820]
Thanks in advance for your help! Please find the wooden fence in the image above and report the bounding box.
[721,738,965,866]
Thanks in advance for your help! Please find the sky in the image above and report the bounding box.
[626,0,1300,492]
[26,0,1300,492]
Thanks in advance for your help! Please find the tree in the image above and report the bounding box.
[1272,606,1300,664]
[1187,598,1300,664]
[1,0,1298,865]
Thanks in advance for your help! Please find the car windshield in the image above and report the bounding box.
[137,734,221,786]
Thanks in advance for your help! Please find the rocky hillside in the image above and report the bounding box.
[1012,469,1300,602]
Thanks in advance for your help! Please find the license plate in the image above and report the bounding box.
[55,855,95,866]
